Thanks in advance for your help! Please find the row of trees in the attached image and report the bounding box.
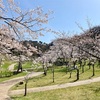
[36,26,100,81]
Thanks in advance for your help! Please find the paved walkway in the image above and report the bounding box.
[0,64,43,100]
[9,77,100,96]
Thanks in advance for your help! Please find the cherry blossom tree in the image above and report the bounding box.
[0,0,54,73]
[44,26,100,79]
[68,26,100,76]
[0,0,51,40]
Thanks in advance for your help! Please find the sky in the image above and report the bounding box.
[19,0,100,43]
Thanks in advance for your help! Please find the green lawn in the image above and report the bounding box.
[1,60,12,69]
[11,65,100,90]
[0,60,37,82]
[0,72,27,82]
[0,61,13,81]
[0,61,31,82]
[11,82,100,100]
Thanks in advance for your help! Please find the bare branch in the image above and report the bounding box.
[75,22,86,33]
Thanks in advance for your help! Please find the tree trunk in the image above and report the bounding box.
[44,69,47,76]
[17,61,22,73]
[92,64,95,76]
[69,71,72,78]
[24,81,27,96]
[76,69,79,80]
[78,58,82,69]
[43,63,47,76]
[52,66,54,82]
[42,62,47,76]
[89,64,91,69]
[65,61,69,74]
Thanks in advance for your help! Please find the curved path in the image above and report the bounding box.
[0,64,43,100]
[0,64,100,100]
[9,77,100,96]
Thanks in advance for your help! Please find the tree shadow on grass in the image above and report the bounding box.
[69,79,79,83]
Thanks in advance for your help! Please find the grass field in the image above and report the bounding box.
[0,61,100,100]
[0,71,27,82]
[11,82,100,100]
[11,65,100,90]
[0,61,13,81]
[0,61,31,82]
